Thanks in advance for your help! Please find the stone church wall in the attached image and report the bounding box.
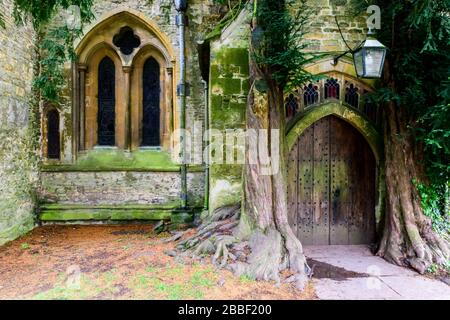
[0,0,38,244]
[38,0,223,212]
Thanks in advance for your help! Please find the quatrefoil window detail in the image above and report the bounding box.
[113,27,141,55]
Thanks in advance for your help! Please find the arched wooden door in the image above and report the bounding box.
[287,115,376,245]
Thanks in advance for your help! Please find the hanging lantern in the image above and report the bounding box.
[352,32,387,79]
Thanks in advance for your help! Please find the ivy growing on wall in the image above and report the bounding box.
[12,0,94,103]
[0,1,94,235]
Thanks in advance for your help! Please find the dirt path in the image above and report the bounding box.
[0,225,316,300]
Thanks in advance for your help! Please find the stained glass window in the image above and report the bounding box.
[47,109,60,159]
[98,57,116,146]
[285,93,299,119]
[142,57,160,146]
[303,83,319,106]
[345,83,359,109]
[324,78,340,100]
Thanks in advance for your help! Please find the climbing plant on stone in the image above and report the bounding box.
[11,0,94,103]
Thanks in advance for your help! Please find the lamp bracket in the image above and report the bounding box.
[331,49,353,66]
[331,16,367,66]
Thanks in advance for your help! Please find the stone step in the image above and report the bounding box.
[39,203,196,224]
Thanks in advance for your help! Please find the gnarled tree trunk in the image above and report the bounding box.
[237,73,309,288]
[230,12,309,289]
[171,6,310,290]
[377,95,449,274]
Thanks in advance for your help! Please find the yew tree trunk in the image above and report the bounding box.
[237,16,309,289]
[377,94,449,274]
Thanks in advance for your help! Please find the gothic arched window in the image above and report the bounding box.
[97,57,116,146]
[303,83,319,106]
[345,83,359,109]
[285,93,299,119]
[142,57,160,146]
[324,78,340,100]
[47,109,60,159]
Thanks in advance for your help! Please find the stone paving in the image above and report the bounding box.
[304,245,450,300]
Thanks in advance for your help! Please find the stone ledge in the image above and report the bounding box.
[39,204,198,224]
[39,209,172,221]
[40,149,206,173]
[40,203,181,210]
[40,164,205,173]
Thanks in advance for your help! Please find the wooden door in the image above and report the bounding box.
[288,115,376,245]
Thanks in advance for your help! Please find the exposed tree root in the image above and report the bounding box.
[169,203,310,290]
[377,209,450,274]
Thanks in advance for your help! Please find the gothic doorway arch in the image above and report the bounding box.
[287,114,378,245]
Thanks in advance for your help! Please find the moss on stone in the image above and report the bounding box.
[39,209,172,221]
[207,45,250,214]
[42,149,181,172]
[170,211,194,224]
[215,48,250,73]
[0,215,34,245]
[40,202,181,210]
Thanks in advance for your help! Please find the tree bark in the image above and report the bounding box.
[233,12,309,289]
[377,74,449,274]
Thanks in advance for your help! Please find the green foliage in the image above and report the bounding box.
[415,181,450,236]
[12,0,94,30]
[10,1,94,103]
[354,0,450,222]
[427,261,450,275]
[21,243,30,250]
[426,263,439,274]
[417,79,450,186]
[36,26,78,102]
[253,0,321,89]
[0,10,5,28]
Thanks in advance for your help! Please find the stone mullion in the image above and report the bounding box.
[123,66,133,151]
[78,63,87,151]
[166,66,174,149]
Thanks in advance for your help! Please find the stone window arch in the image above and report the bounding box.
[130,46,172,150]
[42,106,61,161]
[141,57,160,147]
[284,72,380,127]
[97,56,116,146]
[73,11,175,153]
[82,45,123,150]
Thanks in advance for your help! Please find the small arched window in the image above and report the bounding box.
[97,56,116,146]
[303,83,319,107]
[345,83,359,109]
[285,93,299,119]
[47,109,60,159]
[142,57,160,146]
[324,78,340,100]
